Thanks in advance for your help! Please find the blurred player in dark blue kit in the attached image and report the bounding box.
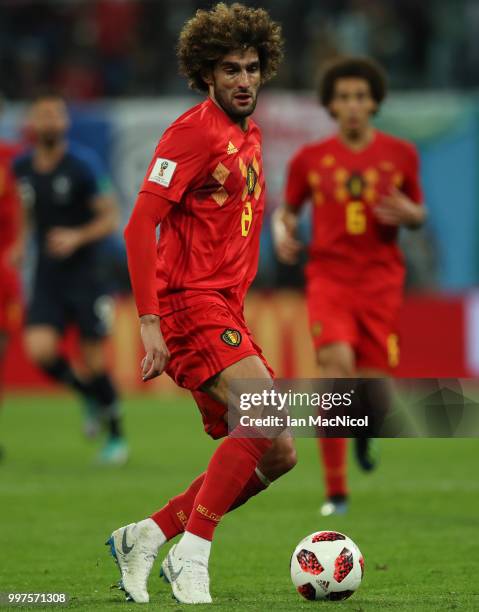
[14,92,128,464]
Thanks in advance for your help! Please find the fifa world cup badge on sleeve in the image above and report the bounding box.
[148,158,177,187]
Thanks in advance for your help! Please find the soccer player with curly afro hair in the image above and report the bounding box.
[108,4,294,605]
[273,55,426,516]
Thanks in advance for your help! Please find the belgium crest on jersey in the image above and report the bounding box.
[221,328,242,347]
[347,173,365,198]
[246,164,257,195]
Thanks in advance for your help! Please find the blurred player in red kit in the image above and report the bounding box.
[0,105,23,457]
[273,57,425,515]
[107,4,296,605]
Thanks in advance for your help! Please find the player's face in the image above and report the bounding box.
[29,98,69,147]
[206,48,261,123]
[329,78,376,136]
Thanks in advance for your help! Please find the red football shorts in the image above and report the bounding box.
[160,295,274,439]
[0,269,22,335]
[306,274,402,372]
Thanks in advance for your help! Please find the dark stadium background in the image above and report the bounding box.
[1,0,478,388]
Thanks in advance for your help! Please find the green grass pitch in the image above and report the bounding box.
[1,393,478,611]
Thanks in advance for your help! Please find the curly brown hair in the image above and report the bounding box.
[177,3,283,92]
[318,56,387,110]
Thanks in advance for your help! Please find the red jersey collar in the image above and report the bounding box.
[334,129,380,156]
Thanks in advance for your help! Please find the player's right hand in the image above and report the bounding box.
[140,315,170,381]
[6,240,25,268]
[272,207,302,265]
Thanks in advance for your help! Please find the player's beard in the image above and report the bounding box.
[345,127,362,141]
[214,87,258,122]
[38,131,63,149]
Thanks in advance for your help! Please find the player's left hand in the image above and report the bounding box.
[374,188,424,227]
[46,227,84,258]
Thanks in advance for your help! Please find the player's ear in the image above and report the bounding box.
[327,102,337,120]
[202,69,214,88]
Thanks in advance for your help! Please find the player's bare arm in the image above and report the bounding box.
[47,193,120,258]
[374,187,426,229]
[272,204,302,264]
[12,178,34,269]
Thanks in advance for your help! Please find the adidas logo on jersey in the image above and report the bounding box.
[227,141,238,155]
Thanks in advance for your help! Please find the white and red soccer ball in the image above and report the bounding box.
[290,531,364,601]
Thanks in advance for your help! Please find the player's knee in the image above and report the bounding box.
[317,344,355,377]
[24,333,58,366]
[279,445,297,473]
[333,364,354,377]
[274,440,298,475]
[260,438,297,481]
[82,357,105,377]
[317,359,354,378]
[28,348,58,368]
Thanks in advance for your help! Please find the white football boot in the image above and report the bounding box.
[107,519,164,603]
[160,544,212,604]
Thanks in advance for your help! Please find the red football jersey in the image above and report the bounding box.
[140,98,265,315]
[0,142,21,294]
[285,131,423,290]
[0,143,20,253]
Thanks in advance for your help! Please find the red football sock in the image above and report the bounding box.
[151,470,266,540]
[151,473,205,540]
[184,433,272,541]
[319,438,348,498]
